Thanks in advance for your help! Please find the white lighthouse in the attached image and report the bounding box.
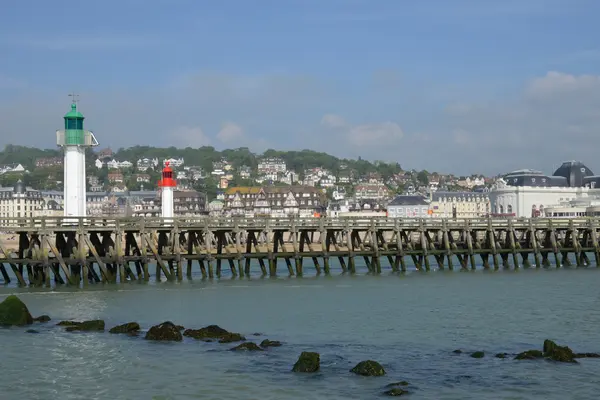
[159,161,176,221]
[56,95,99,218]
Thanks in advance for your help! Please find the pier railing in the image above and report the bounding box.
[0,216,597,231]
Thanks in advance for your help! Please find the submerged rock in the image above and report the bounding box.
[452,349,462,354]
[109,322,140,334]
[470,351,485,359]
[230,342,264,351]
[0,295,33,326]
[145,321,183,342]
[495,353,509,359]
[260,339,282,348]
[575,353,600,358]
[515,350,544,360]
[292,352,320,373]
[383,388,409,396]
[350,360,386,376]
[26,329,39,334]
[65,320,105,332]
[219,333,246,343]
[33,315,51,323]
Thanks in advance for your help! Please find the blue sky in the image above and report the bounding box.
[1,0,599,175]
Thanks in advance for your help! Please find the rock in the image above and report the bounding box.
[385,381,409,388]
[145,321,183,342]
[219,333,246,343]
[292,352,320,373]
[0,295,33,326]
[65,320,105,332]
[175,325,184,331]
[109,322,140,334]
[515,350,544,360]
[470,351,485,359]
[252,332,262,336]
[575,353,600,358]
[260,339,282,348]
[183,325,231,340]
[230,342,264,351]
[383,388,409,396]
[26,329,39,334]
[543,339,576,363]
[495,353,509,359]
[350,360,386,376]
[33,315,51,323]
[57,321,79,326]
[452,349,462,354]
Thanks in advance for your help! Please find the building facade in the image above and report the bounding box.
[0,181,44,222]
[429,191,491,218]
[386,195,430,218]
[224,186,324,217]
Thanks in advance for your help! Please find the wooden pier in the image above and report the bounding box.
[0,216,598,286]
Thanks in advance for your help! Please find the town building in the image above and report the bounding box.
[224,186,324,217]
[137,157,159,171]
[0,181,44,222]
[488,161,595,218]
[386,195,431,218]
[163,157,184,168]
[429,191,491,218]
[35,157,63,168]
[257,158,287,174]
[354,184,392,201]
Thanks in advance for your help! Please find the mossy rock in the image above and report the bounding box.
[145,321,183,342]
[109,322,140,334]
[183,325,231,340]
[383,388,409,396]
[219,333,246,343]
[543,339,576,363]
[260,339,282,348]
[292,352,320,373]
[350,360,386,376]
[495,353,509,359]
[65,320,105,332]
[230,342,264,351]
[470,351,485,359]
[0,295,33,326]
[33,315,51,323]
[514,350,544,360]
[57,320,79,326]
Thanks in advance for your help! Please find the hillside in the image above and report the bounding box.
[0,145,407,195]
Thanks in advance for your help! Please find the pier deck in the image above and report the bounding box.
[0,216,598,286]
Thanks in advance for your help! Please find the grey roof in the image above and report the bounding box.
[388,195,429,206]
[553,161,594,187]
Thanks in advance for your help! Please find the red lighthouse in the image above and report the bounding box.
[159,161,176,219]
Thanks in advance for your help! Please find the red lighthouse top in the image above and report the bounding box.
[159,161,177,188]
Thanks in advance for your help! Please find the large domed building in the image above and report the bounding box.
[489,161,599,218]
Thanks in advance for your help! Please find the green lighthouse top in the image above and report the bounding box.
[64,102,84,120]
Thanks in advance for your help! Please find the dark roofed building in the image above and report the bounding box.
[552,161,594,187]
[387,195,430,218]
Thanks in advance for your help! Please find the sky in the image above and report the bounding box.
[0,0,599,176]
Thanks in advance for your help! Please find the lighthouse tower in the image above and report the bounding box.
[159,161,176,221]
[56,95,99,218]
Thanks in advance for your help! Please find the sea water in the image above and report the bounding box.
[1,263,599,399]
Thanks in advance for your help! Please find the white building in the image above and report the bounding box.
[488,161,598,218]
[164,157,184,168]
[0,181,44,222]
[258,158,286,174]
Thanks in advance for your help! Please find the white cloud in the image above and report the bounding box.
[170,126,211,148]
[321,113,404,147]
[216,122,244,144]
[320,114,347,128]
